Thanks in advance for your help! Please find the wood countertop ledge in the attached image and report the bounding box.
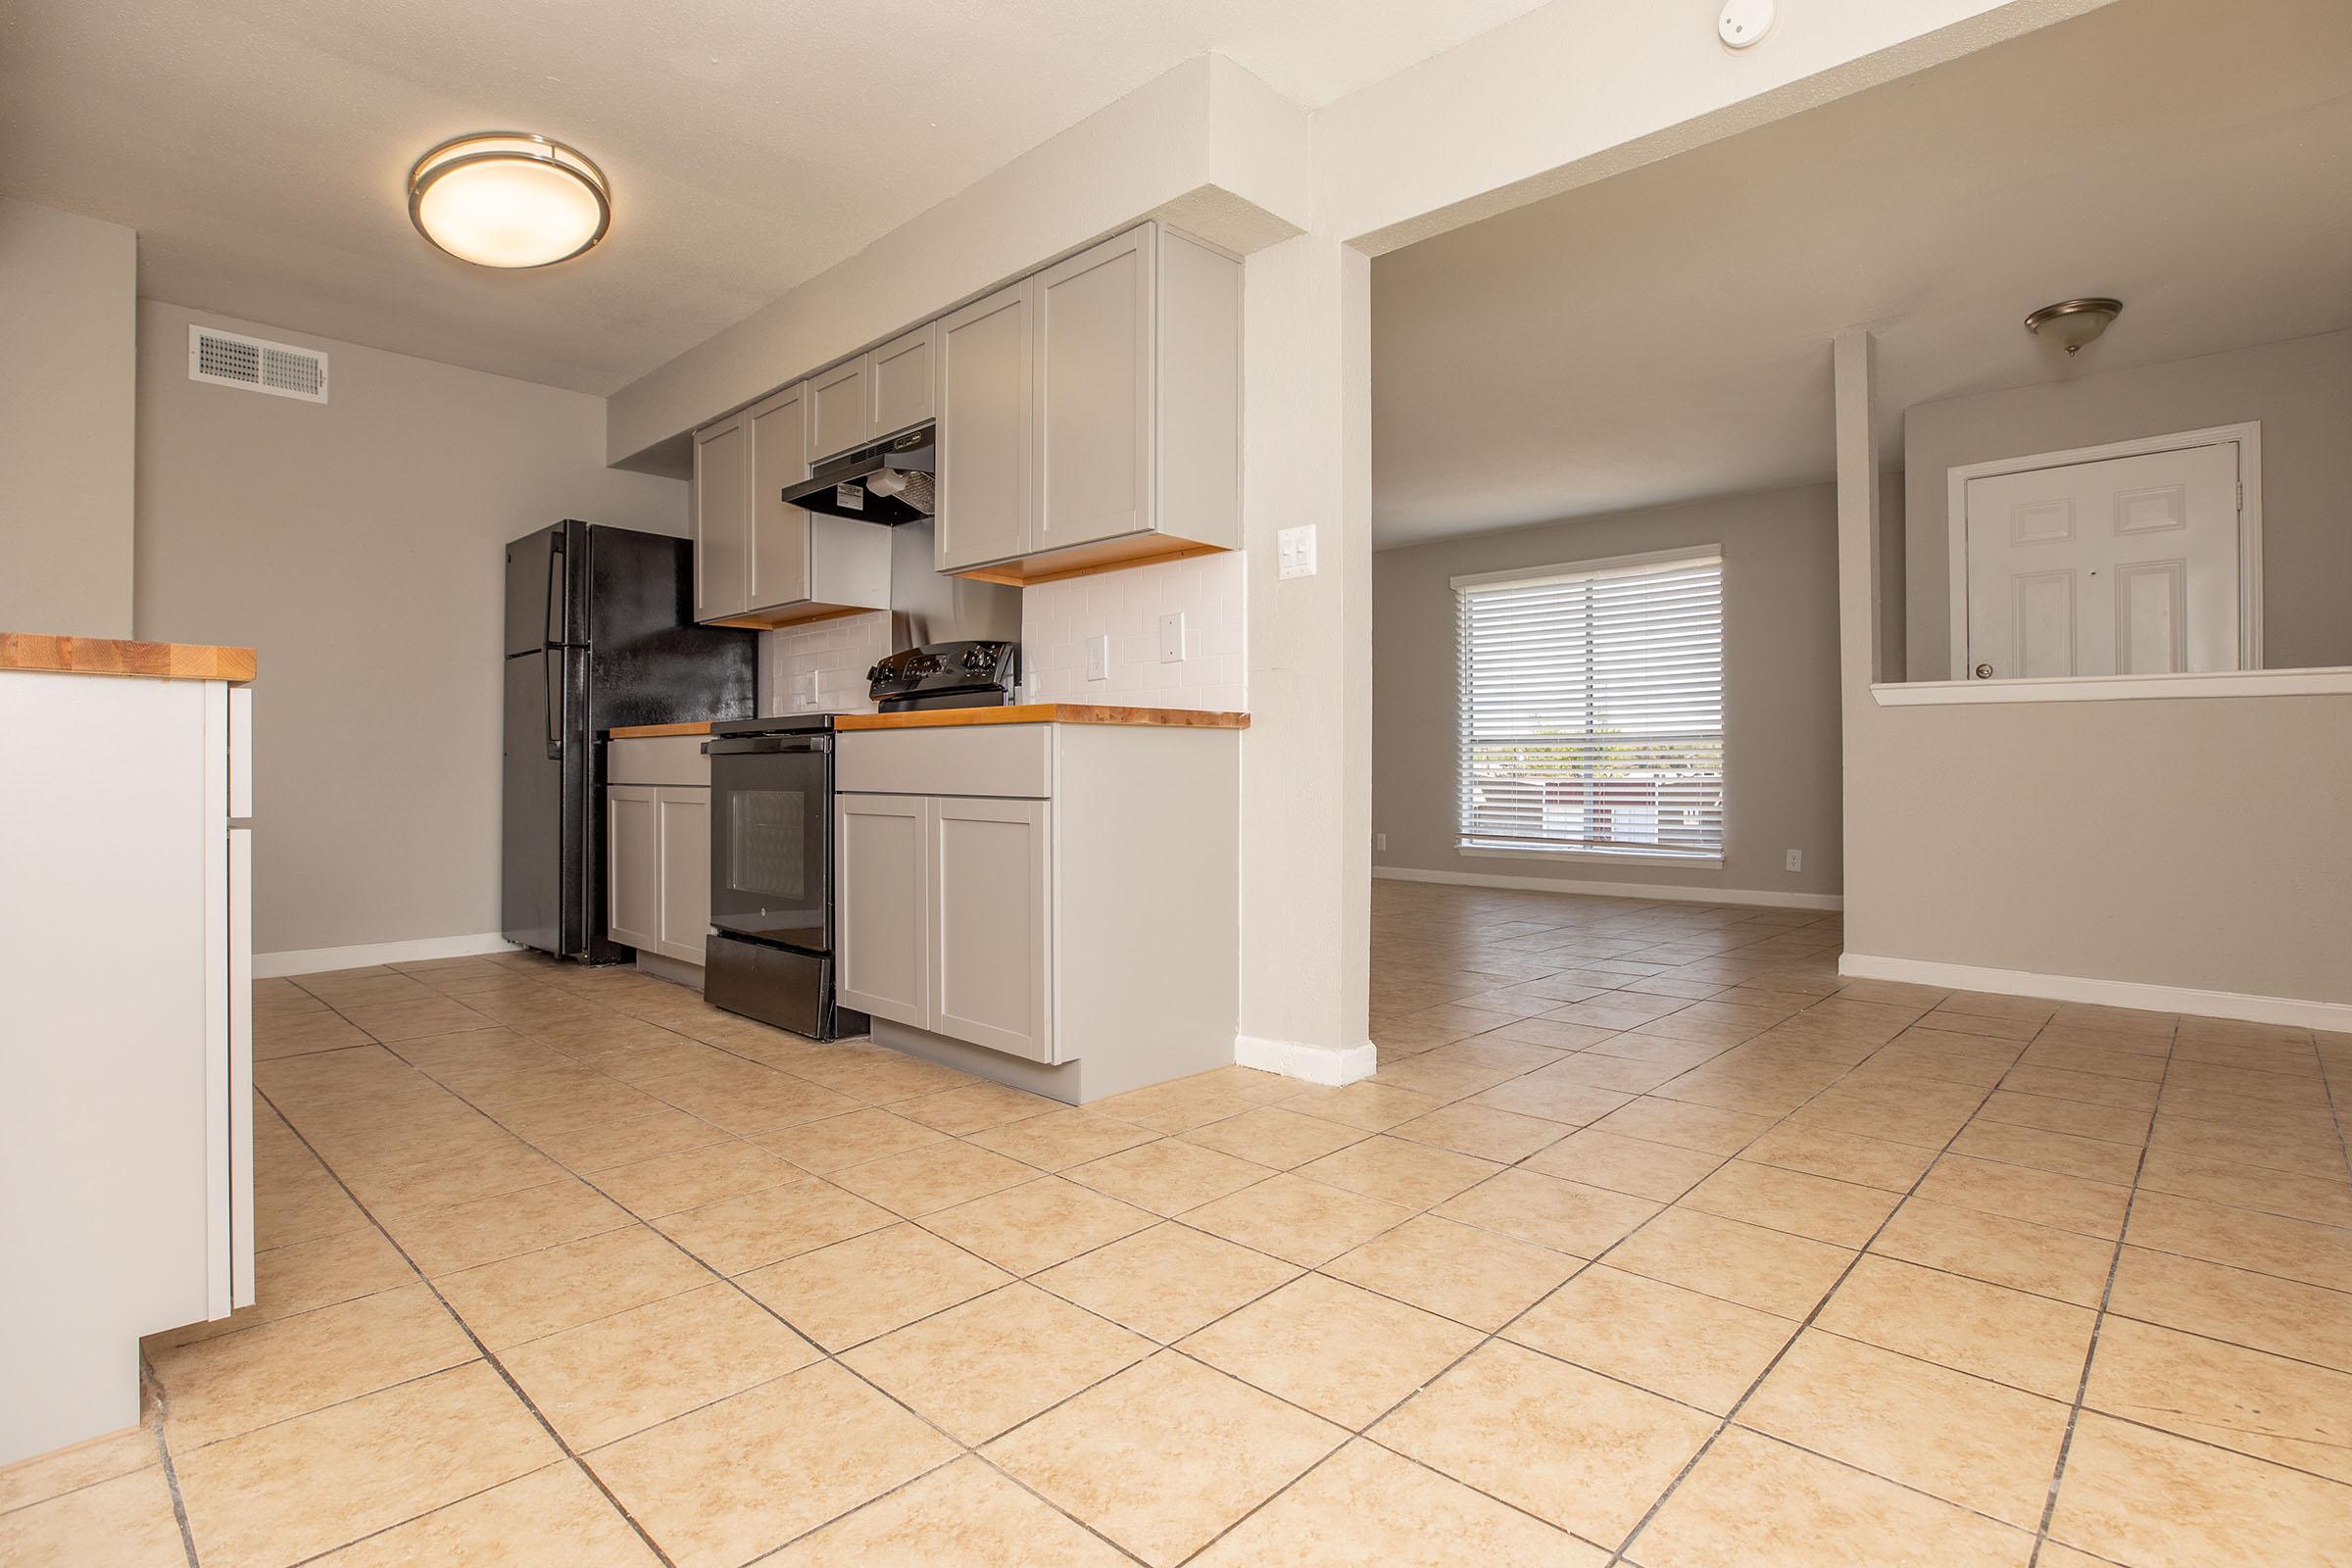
[0,633,256,683]
[608,719,721,739]
[837,704,1249,731]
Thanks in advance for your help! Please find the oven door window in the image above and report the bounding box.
[710,752,830,952]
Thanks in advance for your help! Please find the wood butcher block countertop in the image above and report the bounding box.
[607,719,721,739]
[836,704,1248,730]
[0,632,256,682]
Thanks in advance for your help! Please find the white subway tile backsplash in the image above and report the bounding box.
[760,554,1249,717]
[1019,550,1248,712]
[760,611,892,716]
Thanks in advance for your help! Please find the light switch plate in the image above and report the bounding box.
[1278,524,1318,579]
[1157,612,1187,663]
[1085,634,1109,682]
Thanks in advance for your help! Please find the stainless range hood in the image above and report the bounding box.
[779,423,935,525]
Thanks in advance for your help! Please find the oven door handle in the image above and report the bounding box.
[703,735,832,756]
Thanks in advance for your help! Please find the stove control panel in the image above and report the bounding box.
[867,641,1021,710]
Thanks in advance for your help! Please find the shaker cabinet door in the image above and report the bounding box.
[654,787,711,966]
[835,793,930,1027]
[928,796,1053,1062]
[1030,226,1153,556]
[809,358,870,461]
[868,324,936,440]
[692,416,750,623]
[934,283,1032,571]
[606,785,661,952]
[746,383,812,611]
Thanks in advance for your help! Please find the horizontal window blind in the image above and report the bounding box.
[1456,551,1725,858]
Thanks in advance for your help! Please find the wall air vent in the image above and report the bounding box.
[187,325,329,403]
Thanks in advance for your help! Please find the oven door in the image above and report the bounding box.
[706,735,833,956]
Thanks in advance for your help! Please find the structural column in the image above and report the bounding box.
[1234,230,1376,1083]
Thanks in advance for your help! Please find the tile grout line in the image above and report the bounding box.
[251,1081,685,1568]
[2024,1018,2179,1568]
[1597,1001,2073,1565]
[1186,991,1979,1562]
[257,914,2328,1563]
[326,1001,1164,1568]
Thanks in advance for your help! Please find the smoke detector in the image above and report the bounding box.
[1719,0,1776,48]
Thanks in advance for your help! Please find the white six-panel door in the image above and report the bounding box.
[1963,439,2244,679]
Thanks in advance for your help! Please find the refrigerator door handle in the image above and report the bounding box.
[545,654,564,760]
[545,531,566,647]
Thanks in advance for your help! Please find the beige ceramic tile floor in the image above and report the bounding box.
[6,881,2351,1565]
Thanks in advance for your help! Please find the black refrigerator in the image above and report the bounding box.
[502,520,756,962]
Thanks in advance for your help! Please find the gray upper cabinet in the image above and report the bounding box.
[868,323,936,440]
[692,380,889,629]
[930,221,1241,580]
[694,220,1239,600]
[692,416,750,623]
[809,357,869,461]
[934,284,1033,573]
[746,382,812,610]
[1032,226,1152,556]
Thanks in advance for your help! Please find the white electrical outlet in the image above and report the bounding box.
[1277,524,1318,579]
[1157,612,1187,663]
[1374,832,1388,852]
[795,672,820,710]
[1085,634,1109,682]
[1786,849,1803,872]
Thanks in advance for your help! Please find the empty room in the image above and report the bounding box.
[3,0,2346,1563]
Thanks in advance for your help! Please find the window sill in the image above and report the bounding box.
[1873,667,2352,706]
[1459,845,1725,869]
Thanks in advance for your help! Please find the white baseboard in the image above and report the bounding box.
[256,932,520,980]
[1373,863,1842,912]
[1839,953,2352,1033]
[1235,1034,1377,1086]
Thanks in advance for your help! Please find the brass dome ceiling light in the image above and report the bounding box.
[409,132,611,269]
[2024,297,2123,355]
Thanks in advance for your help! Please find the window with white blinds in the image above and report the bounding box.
[1454,548,1725,858]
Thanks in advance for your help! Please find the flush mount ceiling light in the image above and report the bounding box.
[408,132,611,269]
[2024,297,2123,355]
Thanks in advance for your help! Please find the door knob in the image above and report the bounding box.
[1973,663,1993,679]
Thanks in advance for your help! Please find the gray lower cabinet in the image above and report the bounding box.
[930,796,1052,1061]
[836,791,1053,1061]
[607,785,661,952]
[607,783,710,965]
[836,792,930,1028]
[834,722,1242,1098]
[655,789,711,964]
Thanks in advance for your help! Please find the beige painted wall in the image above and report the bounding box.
[1839,330,2352,1009]
[0,200,136,639]
[1374,483,1846,900]
[134,301,688,956]
[1904,326,2352,680]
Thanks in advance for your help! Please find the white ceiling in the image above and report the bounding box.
[1,0,1546,395]
[1371,0,2352,548]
